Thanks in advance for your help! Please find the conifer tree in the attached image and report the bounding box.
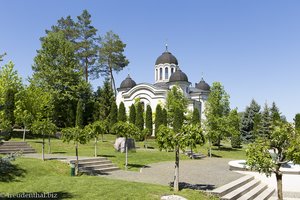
[118,102,127,122]
[191,107,200,124]
[145,105,153,135]
[252,113,262,139]
[155,104,163,134]
[109,102,118,129]
[135,101,144,131]
[260,103,272,139]
[270,102,281,123]
[75,99,84,128]
[162,108,168,126]
[295,113,300,132]
[129,104,136,124]
[96,78,115,120]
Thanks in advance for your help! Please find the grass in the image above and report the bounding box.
[11,134,247,171]
[0,157,218,200]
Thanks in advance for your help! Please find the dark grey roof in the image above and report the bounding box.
[120,75,136,89]
[169,69,188,82]
[155,51,178,65]
[195,78,210,91]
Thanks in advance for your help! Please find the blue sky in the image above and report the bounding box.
[1,0,300,121]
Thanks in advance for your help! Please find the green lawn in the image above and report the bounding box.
[11,134,246,171]
[0,157,218,200]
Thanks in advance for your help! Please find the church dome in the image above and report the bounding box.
[120,75,136,89]
[169,69,188,82]
[196,78,210,91]
[155,51,178,65]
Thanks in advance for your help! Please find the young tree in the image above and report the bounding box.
[191,107,200,125]
[31,119,56,161]
[240,99,261,142]
[111,122,139,169]
[118,102,127,122]
[155,104,163,134]
[86,120,108,157]
[228,109,241,148]
[98,31,129,95]
[145,105,153,135]
[129,104,136,124]
[109,102,118,129]
[246,121,300,200]
[135,101,144,131]
[204,82,230,156]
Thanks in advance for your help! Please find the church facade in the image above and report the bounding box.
[116,47,210,130]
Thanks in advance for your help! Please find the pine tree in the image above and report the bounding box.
[155,104,163,134]
[118,102,127,122]
[129,104,136,124]
[76,99,84,128]
[97,78,115,120]
[252,113,262,139]
[270,102,281,124]
[135,101,144,131]
[228,109,241,148]
[260,103,272,139]
[191,107,200,124]
[145,105,153,135]
[109,102,118,128]
[240,99,261,142]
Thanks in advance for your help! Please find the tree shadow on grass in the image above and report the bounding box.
[127,164,150,169]
[98,154,116,158]
[169,182,216,191]
[211,154,222,158]
[51,151,67,154]
[0,160,26,182]
[3,191,74,199]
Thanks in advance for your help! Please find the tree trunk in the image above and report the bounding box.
[209,139,212,158]
[23,125,26,141]
[94,137,97,157]
[42,135,45,161]
[109,63,117,97]
[174,146,180,192]
[276,171,283,200]
[48,134,51,154]
[125,138,128,170]
[101,133,104,142]
[85,58,88,82]
[75,142,79,175]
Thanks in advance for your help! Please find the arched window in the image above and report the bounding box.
[171,68,174,74]
[165,68,168,79]
[156,69,158,81]
[159,68,162,80]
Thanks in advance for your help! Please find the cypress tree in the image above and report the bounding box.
[173,107,184,132]
[162,108,168,126]
[294,113,300,132]
[75,99,84,128]
[4,88,15,126]
[191,107,200,124]
[155,104,163,134]
[109,102,118,128]
[145,105,153,135]
[135,101,144,131]
[118,102,127,122]
[129,104,136,124]
[260,103,271,139]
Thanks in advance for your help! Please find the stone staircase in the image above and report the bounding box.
[69,157,119,174]
[211,175,275,200]
[0,141,36,154]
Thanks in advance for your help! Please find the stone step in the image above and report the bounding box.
[221,179,261,200]
[69,157,107,164]
[0,147,35,150]
[81,166,119,174]
[1,142,28,145]
[80,164,115,170]
[0,149,36,154]
[211,175,254,197]
[253,188,275,200]
[78,160,112,166]
[237,183,268,200]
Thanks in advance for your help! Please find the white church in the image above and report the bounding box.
[116,46,211,125]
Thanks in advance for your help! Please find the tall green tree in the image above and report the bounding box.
[204,82,230,156]
[145,105,153,135]
[76,99,84,128]
[111,122,139,169]
[109,102,118,129]
[162,108,168,126]
[76,10,99,82]
[270,102,281,123]
[259,103,272,139]
[129,104,136,124]
[98,31,129,95]
[32,31,90,127]
[294,113,300,132]
[154,104,163,134]
[4,88,15,126]
[191,107,200,125]
[135,101,144,131]
[118,102,127,122]
[252,113,262,139]
[246,121,300,200]
[240,99,261,142]
[228,109,241,148]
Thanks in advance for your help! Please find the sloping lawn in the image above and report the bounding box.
[0,157,218,200]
